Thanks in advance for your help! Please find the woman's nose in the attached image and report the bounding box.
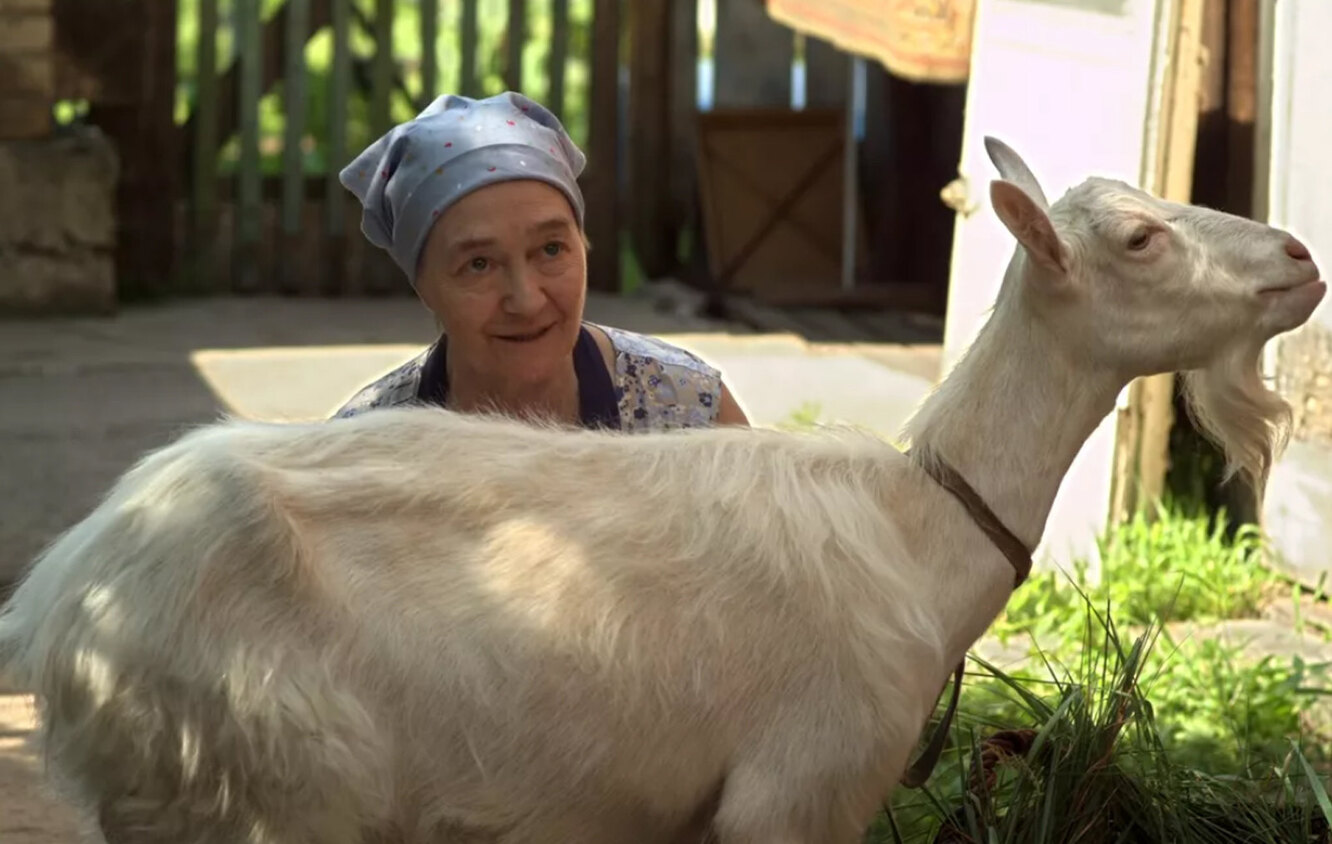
[502,269,547,315]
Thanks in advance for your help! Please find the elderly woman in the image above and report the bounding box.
[332,91,749,431]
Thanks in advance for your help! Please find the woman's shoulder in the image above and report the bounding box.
[590,322,723,431]
[330,347,432,419]
[594,323,719,376]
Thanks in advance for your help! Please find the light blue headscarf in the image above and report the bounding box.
[339,91,587,283]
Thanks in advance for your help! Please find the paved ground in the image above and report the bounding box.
[0,695,94,844]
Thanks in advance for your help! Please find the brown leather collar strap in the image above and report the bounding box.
[900,660,965,788]
[899,448,1034,789]
[908,448,1033,589]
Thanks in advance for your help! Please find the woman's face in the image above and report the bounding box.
[416,180,587,391]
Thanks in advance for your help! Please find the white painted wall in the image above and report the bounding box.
[1259,0,1332,588]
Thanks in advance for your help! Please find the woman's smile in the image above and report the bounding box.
[492,323,556,343]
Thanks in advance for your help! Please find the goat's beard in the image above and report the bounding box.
[1181,344,1293,498]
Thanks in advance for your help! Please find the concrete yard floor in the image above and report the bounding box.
[0,694,94,844]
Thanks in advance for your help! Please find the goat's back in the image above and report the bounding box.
[0,407,941,841]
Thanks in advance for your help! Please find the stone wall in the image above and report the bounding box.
[1278,319,1332,447]
[0,127,118,314]
[0,0,55,141]
[0,0,120,313]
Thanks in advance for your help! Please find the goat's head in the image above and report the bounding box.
[983,136,1325,492]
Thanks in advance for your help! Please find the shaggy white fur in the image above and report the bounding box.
[0,137,1323,843]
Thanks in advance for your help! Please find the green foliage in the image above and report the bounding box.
[174,0,598,176]
[867,507,1332,842]
[874,608,1332,842]
[1148,636,1321,774]
[992,505,1275,647]
[776,400,824,432]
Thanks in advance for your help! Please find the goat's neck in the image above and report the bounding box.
[906,293,1124,552]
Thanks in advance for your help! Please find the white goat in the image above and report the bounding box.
[0,138,1323,844]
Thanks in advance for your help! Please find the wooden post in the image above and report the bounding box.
[1110,0,1207,521]
[803,34,848,109]
[584,0,620,292]
[460,0,479,97]
[668,0,698,275]
[549,0,569,117]
[235,0,263,292]
[280,0,310,293]
[1224,0,1259,216]
[506,0,526,92]
[421,0,439,104]
[370,0,394,136]
[712,0,793,108]
[325,0,352,294]
[191,0,220,292]
[364,0,396,292]
[627,0,674,278]
[1191,0,1259,218]
[839,57,860,291]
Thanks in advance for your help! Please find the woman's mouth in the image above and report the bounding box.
[494,324,555,343]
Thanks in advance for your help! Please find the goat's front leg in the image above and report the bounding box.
[707,759,887,844]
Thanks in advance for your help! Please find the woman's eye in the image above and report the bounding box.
[468,257,489,272]
[542,241,564,257]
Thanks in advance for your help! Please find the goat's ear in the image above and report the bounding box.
[984,136,1051,210]
[990,179,1066,274]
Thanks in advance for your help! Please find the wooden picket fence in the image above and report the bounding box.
[180,0,626,297]
[117,0,873,303]
[172,0,855,299]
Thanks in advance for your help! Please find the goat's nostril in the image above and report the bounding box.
[1286,237,1313,261]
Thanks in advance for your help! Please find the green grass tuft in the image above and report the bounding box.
[870,507,1332,843]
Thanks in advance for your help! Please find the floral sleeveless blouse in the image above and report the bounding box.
[331,323,723,432]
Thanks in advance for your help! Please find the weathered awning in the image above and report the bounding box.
[767,0,978,85]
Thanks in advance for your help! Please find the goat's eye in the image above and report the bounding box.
[1127,229,1153,251]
